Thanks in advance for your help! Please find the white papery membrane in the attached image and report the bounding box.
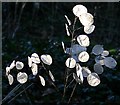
[17,72,28,84]
[7,74,14,85]
[77,35,90,47]
[92,45,104,55]
[87,73,100,87]
[65,57,76,68]
[39,75,45,86]
[41,54,52,65]
[72,4,88,17]
[16,61,24,70]
[78,51,89,62]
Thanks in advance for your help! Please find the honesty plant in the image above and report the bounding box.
[4,4,117,104]
[61,4,117,103]
[6,53,54,86]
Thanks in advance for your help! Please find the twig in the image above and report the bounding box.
[2,84,22,103]
[67,82,77,104]
[12,2,27,38]
[7,83,34,104]
[66,79,74,89]
[41,62,62,96]
[23,85,33,105]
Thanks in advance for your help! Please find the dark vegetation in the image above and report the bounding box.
[2,2,120,105]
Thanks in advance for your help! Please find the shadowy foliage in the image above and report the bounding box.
[2,2,120,105]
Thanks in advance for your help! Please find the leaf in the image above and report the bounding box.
[72,4,87,17]
[87,73,100,87]
[77,35,90,47]
[78,51,89,62]
[64,15,71,25]
[9,60,16,70]
[28,56,32,67]
[17,72,28,84]
[31,53,40,64]
[92,45,104,55]
[94,63,104,74]
[16,61,24,70]
[84,25,95,34]
[49,70,55,82]
[79,13,94,26]
[65,57,76,68]
[39,75,45,86]
[7,74,14,85]
[104,57,117,69]
[31,63,38,76]
[41,54,52,65]
[65,23,70,36]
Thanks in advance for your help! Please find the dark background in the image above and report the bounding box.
[2,2,120,105]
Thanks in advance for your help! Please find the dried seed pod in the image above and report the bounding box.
[41,54,52,65]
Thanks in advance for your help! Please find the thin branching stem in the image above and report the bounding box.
[2,84,22,103]
[66,79,74,88]
[23,85,33,105]
[67,82,77,104]
[41,62,62,96]
[7,83,34,104]
[62,17,78,102]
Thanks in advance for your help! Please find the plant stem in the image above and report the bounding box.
[7,83,34,104]
[41,62,62,96]
[67,82,77,104]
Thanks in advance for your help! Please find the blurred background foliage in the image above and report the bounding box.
[2,2,120,105]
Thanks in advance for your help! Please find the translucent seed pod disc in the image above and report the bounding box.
[94,63,104,74]
[104,57,117,69]
[65,57,76,68]
[72,4,88,17]
[78,51,89,62]
[77,35,90,47]
[87,73,100,87]
[17,72,28,84]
